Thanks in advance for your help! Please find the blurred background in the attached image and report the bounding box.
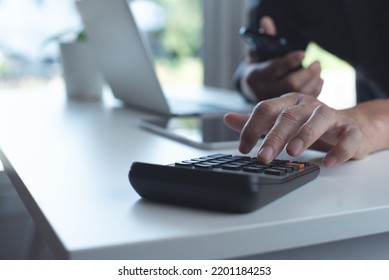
[0,0,355,108]
[0,0,356,259]
[0,0,203,88]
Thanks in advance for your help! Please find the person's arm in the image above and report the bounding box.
[224,94,389,168]
[343,99,389,156]
[235,10,322,102]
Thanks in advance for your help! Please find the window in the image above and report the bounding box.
[0,0,356,110]
[0,0,204,89]
[0,0,81,88]
[304,43,356,109]
[131,0,203,87]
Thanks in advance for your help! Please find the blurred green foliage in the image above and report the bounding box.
[0,66,6,78]
[155,0,202,60]
[0,58,7,78]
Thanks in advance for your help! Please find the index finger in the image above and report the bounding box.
[239,93,303,154]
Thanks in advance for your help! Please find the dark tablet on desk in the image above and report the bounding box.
[139,116,240,149]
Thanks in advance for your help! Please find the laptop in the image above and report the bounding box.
[76,0,254,116]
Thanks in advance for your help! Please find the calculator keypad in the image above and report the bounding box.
[174,153,309,176]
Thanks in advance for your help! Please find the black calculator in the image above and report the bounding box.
[129,154,320,213]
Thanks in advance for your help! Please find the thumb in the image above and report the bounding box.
[260,16,277,36]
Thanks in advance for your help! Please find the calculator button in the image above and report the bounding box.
[264,168,286,176]
[208,154,231,158]
[272,159,290,164]
[250,164,267,169]
[194,163,214,169]
[182,160,201,164]
[208,159,231,164]
[190,158,204,162]
[242,166,264,173]
[236,160,252,165]
[292,161,310,167]
[274,167,293,173]
[280,164,298,171]
[286,162,305,169]
[221,164,243,171]
[175,162,194,167]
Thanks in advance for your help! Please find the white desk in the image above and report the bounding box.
[1,88,389,260]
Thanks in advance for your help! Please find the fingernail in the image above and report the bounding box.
[257,146,274,163]
[288,138,304,156]
[324,155,338,168]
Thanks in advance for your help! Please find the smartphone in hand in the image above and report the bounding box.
[239,27,292,61]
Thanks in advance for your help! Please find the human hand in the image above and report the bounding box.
[241,16,323,101]
[224,93,372,168]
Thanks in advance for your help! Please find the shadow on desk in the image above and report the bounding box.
[0,171,55,260]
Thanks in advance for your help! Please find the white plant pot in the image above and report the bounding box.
[60,41,104,101]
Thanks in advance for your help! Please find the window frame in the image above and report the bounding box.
[202,0,247,89]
